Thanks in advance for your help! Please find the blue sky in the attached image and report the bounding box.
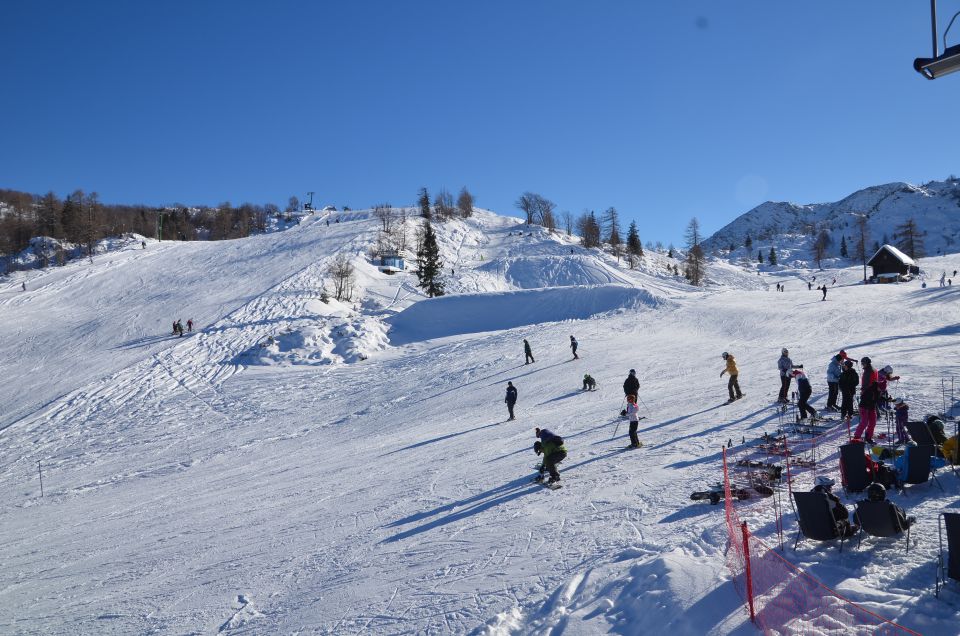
[2,1,958,244]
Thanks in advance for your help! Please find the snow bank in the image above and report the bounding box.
[477,255,634,289]
[387,284,664,345]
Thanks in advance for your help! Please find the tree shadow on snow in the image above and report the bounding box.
[379,421,504,457]
[844,323,960,350]
[381,475,540,543]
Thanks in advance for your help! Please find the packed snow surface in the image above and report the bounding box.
[2,208,960,635]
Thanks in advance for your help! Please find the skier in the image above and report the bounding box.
[808,281,812,291]
[187,319,194,333]
[720,352,743,403]
[176,319,184,337]
[825,354,843,411]
[838,360,859,422]
[505,381,517,421]
[853,357,880,443]
[21,282,26,292]
[812,476,858,537]
[877,365,900,412]
[172,320,178,335]
[141,240,146,249]
[523,339,534,365]
[893,398,910,444]
[534,427,567,485]
[793,370,817,420]
[941,272,947,287]
[625,395,642,448]
[569,335,579,360]
[623,369,639,400]
[582,374,596,391]
[821,286,827,301]
[777,348,799,403]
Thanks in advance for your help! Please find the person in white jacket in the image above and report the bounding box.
[626,395,642,448]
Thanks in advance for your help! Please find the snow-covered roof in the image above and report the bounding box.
[869,243,915,266]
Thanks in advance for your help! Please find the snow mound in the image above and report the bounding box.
[386,284,664,345]
[244,313,389,366]
[477,255,633,289]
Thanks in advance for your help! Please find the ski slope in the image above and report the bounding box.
[2,209,960,635]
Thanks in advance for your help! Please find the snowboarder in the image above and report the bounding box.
[534,428,567,485]
[720,352,743,403]
[777,349,799,403]
[821,286,827,301]
[623,369,639,400]
[582,374,596,391]
[625,395,642,448]
[838,360,859,422]
[812,476,858,537]
[853,357,880,443]
[826,354,842,411]
[569,335,579,360]
[523,339,534,365]
[187,319,194,333]
[793,370,817,420]
[505,381,517,420]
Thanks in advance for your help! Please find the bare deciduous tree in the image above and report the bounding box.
[327,253,356,301]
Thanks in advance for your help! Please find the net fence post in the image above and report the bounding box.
[741,521,756,623]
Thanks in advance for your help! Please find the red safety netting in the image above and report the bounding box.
[722,417,919,635]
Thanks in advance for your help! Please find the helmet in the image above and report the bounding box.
[722,352,729,359]
[533,441,543,455]
[834,354,843,361]
[839,349,847,357]
[861,356,871,365]
[814,475,835,488]
[782,348,789,355]
[882,365,893,375]
[867,482,886,502]
[535,427,542,437]
[629,369,636,375]
[844,360,854,368]
[626,394,637,404]
[894,397,904,405]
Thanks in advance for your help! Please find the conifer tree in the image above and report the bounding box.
[626,221,643,258]
[768,247,778,265]
[418,187,431,219]
[840,235,848,258]
[758,249,764,264]
[416,221,445,297]
[745,235,753,250]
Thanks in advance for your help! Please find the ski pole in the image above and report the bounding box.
[613,418,622,439]
[38,460,43,498]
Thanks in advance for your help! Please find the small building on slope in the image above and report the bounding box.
[867,244,919,281]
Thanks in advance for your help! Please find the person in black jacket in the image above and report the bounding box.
[623,369,639,400]
[838,360,859,422]
[523,339,534,365]
[861,483,915,530]
[505,381,517,420]
[813,476,858,537]
[793,370,817,420]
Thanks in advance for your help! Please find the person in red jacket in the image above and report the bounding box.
[854,357,880,443]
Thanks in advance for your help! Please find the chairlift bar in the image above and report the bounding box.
[931,0,939,58]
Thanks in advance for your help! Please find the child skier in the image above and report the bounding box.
[625,395,642,448]
[793,370,817,420]
[893,398,909,444]
[582,374,596,391]
[534,428,567,484]
[720,352,743,403]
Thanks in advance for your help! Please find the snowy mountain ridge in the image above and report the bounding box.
[703,177,960,263]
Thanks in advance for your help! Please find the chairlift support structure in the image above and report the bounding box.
[915,0,960,79]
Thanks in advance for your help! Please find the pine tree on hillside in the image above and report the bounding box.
[416,221,445,297]
[893,218,925,259]
[768,247,778,266]
[684,217,706,286]
[758,249,764,264]
[626,221,643,258]
[840,235,848,258]
[745,235,753,250]
[418,187,431,219]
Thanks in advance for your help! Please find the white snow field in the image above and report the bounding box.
[1,209,959,635]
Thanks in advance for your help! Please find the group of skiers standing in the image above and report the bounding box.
[172,318,194,337]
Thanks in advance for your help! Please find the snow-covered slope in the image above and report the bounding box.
[2,207,960,635]
[703,178,960,265]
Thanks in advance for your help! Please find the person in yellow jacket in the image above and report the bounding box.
[721,352,743,403]
[943,435,959,465]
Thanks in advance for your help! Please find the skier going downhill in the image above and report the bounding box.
[721,352,743,403]
[505,381,518,421]
[623,369,639,401]
[570,335,579,360]
[534,427,567,485]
